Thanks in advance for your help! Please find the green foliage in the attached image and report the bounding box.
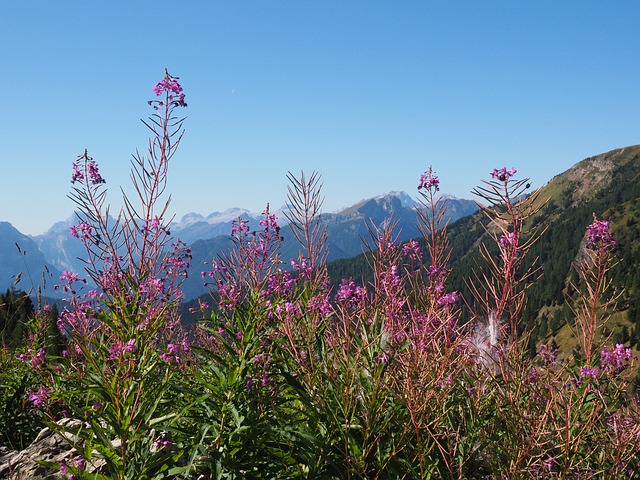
[0,288,34,349]
[188,305,307,479]
[0,351,42,449]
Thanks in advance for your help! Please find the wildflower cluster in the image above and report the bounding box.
[418,166,439,191]
[68,221,95,242]
[150,69,186,108]
[600,343,635,374]
[71,150,105,185]
[335,278,367,307]
[10,72,639,480]
[490,166,517,182]
[586,217,617,250]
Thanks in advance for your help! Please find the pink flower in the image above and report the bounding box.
[402,240,422,260]
[231,218,250,237]
[69,221,93,241]
[438,291,459,307]
[153,78,183,96]
[152,71,187,107]
[428,264,444,281]
[537,343,558,364]
[29,348,46,368]
[601,344,634,373]
[107,339,137,361]
[586,218,616,250]
[307,294,333,317]
[499,232,516,248]
[490,167,517,181]
[71,151,105,185]
[544,457,555,472]
[71,162,84,183]
[60,271,79,284]
[28,386,51,408]
[579,365,599,382]
[336,278,364,305]
[418,168,440,191]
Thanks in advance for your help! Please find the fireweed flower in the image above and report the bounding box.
[438,291,459,307]
[418,168,440,191]
[586,218,617,250]
[217,282,241,309]
[153,78,182,95]
[499,231,516,248]
[537,343,559,365]
[373,352,389,364]
[402,240,422,260]
[165,240,192,278]
[55,271,86,293]
[260,210,282,238]
[142,216,165,234]
[107,339,137,361]
[336,278,368,307]
[290,258,313,279]
[139,277,165,296]
[60,271,79,284]
[490,166,517,182]
[579,365,599,383]
[71,162,84,183]
[69,221,93,241]
[306,294,333,318]
[27,386,51,408]
[30,348,46,368]
[160,340,190,364]
[19,348,46,368]
[600,343,635,373]
[231,218,250,237]
[71,151,105,185]
[188,299,210,314]
[379,266,402,296]
[151,71,187,107]
[428,264,444,282]
[265,270,296,296]
[544,457,555,472]
[87,160,105,184]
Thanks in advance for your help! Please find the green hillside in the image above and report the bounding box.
[327,145,640,358]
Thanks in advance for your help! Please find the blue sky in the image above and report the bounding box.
[2,1,639,235]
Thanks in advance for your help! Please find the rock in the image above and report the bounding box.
[0,419,83,480]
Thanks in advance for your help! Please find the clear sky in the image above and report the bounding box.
[2,1,639,235]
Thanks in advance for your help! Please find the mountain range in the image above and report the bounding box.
[0,192,478,300]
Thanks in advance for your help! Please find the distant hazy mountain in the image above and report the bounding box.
[0,222,62,297]
[171,208,259,244]
[0,191,478,300]
[33,216,89,276]
[180,192,479,299]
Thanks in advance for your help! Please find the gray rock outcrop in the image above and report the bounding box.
[0,419,82,480]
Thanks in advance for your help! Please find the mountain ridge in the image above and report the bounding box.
[0,191,478,299]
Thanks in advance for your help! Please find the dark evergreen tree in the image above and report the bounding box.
[0,289,34,350]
